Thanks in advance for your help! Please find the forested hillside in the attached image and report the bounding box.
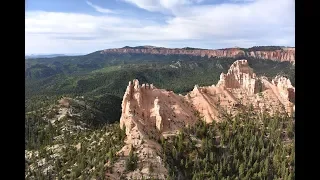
[26,53,294,101]
[161,109,294,180]
[25,49,295,180]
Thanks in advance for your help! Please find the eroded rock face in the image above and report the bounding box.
[272,75,295,103]
[244,49,295,62]
[188,60,295,122]
[101,46,295,63]
[114,60,295,179]
[217,60,257,94]
[271,75,295,114]
[116,79,198,179]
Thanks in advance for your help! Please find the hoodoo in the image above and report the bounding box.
[112,59,295,179]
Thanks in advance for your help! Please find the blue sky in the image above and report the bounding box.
[25,0,295,54]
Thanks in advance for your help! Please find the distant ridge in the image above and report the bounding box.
[25,53,84,59]
[101,45,295,63]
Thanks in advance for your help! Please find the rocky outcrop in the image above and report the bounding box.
[187,60,295,122]
[113,59,295,179]
[101,46,295,63]
[217,60,257,94]
[272,75,295,103]
[271,75,295,114]
[115,79,198,179]
[244,49,295,62]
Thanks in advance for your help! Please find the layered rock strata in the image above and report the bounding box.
[111,59,295,179]
[102,46,295,63]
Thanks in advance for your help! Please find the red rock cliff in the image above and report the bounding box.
[101,46,295,63]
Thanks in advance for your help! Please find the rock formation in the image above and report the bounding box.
[111,59,295,179]
[101,46,295,63]
[187,60,295,123]
[217,59,257,94]
[272,75,295,103]
[115,79,198,179]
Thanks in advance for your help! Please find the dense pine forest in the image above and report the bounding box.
[25,53,294,108]
[160,109,294,180]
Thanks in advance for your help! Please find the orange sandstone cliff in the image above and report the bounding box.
[108,60,295,179]
[187,60,294,123]
[101,46,295,63]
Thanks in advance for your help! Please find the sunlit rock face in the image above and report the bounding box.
[114,59,295,179]
[102,46,295,63]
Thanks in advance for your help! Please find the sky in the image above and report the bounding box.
[25,0,295,54]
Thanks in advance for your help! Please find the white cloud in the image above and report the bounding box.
[122,0,202,12]
[25,0,294,54]
[86,1,115,14]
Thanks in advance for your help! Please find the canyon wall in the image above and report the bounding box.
[101,47,295,63]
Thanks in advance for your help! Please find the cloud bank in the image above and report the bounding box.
[25,0,294,54]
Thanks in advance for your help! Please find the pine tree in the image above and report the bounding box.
[239,164,245,178]
[287,172,293,180]
[210,152,214,163]
[185,158,189,169]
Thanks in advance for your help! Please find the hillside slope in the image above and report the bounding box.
[25,96,125,179]
[25,59,295,180]
[25,56,294,100]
